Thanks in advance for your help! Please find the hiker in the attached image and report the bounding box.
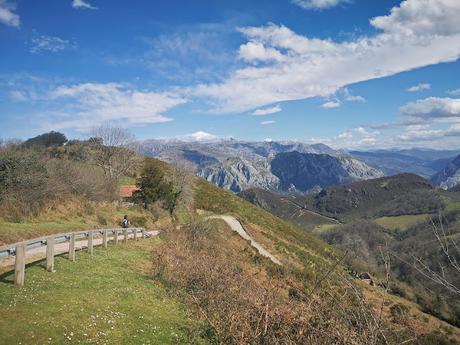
[122,215,130,228]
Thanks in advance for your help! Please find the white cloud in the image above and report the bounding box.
[322,100,341,109]
[193,0,460,113]
[407,83,431,92]
[239,41,286,63]
[0,0,19,27]
[447,88,460,96]
[292,0,350,10]
[45,83,185,131]
[252,104,282,116]
[72,0,97,10]
[176,131,218,142]
[400,97,460,119]
[397,124,460,142]
[29,34,74,54]
[260,120,275,125]
[342,88,366,102]
[345,94,366,102]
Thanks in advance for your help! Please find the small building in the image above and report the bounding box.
[119,185,140,202]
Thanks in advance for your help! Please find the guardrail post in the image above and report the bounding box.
[46,236,55,272]
[14,242,26,287]
[133,228,138,240]
[103,230,107,248]
[123,229,128,243]
[142,228,145,239]
[88,230,93,255]
[69,233,76,262]
[114,230,119,245]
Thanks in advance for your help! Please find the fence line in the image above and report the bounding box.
[0,227,147,287]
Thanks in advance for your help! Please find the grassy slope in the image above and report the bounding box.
[238,188,336,231]
[194,179,460,342]
[0,200,155,246]
[375,214,430,231]
[194,179,335,268]
[0,238,204,345]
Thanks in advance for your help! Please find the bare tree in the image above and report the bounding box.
[393,213,460,297]
[89,124,141,180]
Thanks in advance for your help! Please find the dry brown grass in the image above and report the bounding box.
[152,218,396,345]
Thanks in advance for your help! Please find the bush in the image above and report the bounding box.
[0,149,49,219]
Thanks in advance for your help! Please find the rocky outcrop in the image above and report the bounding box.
[140,139,384,194]
[431,155,460,189]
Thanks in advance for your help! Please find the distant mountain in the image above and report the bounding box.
[238,187,338,232]
[299,173,442,221]
[140,140,383,193]
[350,149,460,178]
[431,155,460,189]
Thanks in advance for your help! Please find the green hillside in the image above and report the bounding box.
[1,136,459,344]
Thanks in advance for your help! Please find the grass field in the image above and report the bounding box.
[0,237,204,345]
[375,214,429,231]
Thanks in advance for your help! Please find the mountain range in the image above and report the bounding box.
[140,139,383,193]
[141,139,460,193]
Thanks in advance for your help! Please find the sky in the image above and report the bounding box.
[1,0,460,150]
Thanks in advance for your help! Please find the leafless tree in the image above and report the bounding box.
[393,213,460,296]
[89,124,141,180]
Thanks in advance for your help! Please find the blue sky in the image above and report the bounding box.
[1,0,460,149]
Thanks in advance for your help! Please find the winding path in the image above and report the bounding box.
[210,215,282,265]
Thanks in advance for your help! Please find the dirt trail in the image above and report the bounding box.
[210,215,282,265]
[0,230,159,269]
[281,197,342,224]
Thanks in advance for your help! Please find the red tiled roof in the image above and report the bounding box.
[119,185,140,198]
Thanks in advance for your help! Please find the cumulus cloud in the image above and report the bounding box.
[292,0,350,10]
[252,104,282,116]
[400,97,460,119]
[239,41,286,63]
[322,100,341,109]
[29,34,74,54]
[407,83,431,92]
[72,0,97,10]
[45,83,185,130]
[260,120,275,125]
[0,0,19,27]
[193,0,460,113]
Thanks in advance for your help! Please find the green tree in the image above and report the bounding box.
[133,160,170,209]
[24,131,67,148]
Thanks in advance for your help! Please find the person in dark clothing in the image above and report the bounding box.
[122,215,130,228]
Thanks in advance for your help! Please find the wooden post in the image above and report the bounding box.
[103,230,108,248]
[113,230,119,245]
[123,229,128,243]
[46,236,55,272]
[69,233,76,262]
[133,228,137,240]
[142,228,145,239]
[14,242,26,287]
[88,230,93,255]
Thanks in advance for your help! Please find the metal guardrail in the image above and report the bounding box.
[0,227,147,287]
[0,228,145,259]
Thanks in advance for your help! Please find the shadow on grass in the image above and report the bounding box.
[0,256,64,285]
